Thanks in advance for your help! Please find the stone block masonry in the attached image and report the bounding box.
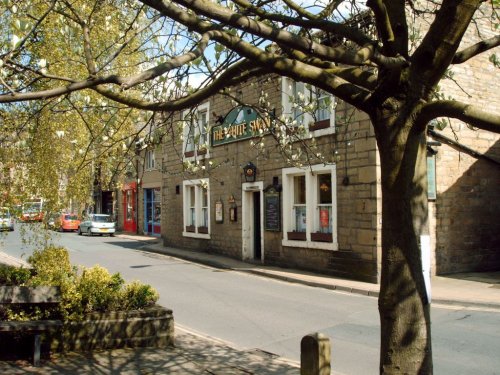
[50,306,174,352]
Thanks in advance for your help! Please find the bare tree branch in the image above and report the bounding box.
[367,0,395,45]
[452,34,500,64]
[142,0,398,68]
[120,33,211,89]
[410,0,480,98]
[93,60,272,111]
[418,99,500,134]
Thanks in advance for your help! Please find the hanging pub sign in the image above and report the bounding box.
[212,106,272,146]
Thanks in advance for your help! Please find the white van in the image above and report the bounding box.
[0,207,15,231]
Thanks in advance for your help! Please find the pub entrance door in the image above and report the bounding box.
[242,181,263,262]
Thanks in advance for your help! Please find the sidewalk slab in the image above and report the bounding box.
[0,331,300,375]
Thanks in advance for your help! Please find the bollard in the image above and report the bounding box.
[301,332,331,375]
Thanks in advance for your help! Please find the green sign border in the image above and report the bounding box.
[211,106,271,146]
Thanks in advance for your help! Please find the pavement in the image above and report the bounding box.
[1,232,500,374]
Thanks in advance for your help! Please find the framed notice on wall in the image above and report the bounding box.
[215,201,223,223]
[264,186,281,231]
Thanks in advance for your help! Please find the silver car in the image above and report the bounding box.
[0,207,14,231]
[78,214,115,236]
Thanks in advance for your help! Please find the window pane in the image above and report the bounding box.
[318,206,332,233]
[199,111,208,145]
[318,173,332,204]
[294,206,307,232]
[292,81,305,125]
[154,202,161,223]
[126,190,133,220]
[153,188,161,203]
[294,175,306,204]
[202,187,208,207]
[201,207,208,227]
[189,186,195,207]
[315,90,331,122]
[186,126,195,152]
[190,208,196,226]
[147,150,155,169]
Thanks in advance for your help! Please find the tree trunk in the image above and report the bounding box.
[375,115,433,374]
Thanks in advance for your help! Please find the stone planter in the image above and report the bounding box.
[311,232,333,242]
[50,305,174,352]
[287,231,306,241]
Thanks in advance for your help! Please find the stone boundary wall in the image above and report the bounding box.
[49,305,174,352]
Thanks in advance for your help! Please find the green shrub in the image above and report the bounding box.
[77,265,124,314]
[23,246,78,320]
[5,246,159,321]
[28,246,74,286]
[0,264,33,285]
[119,281,159,310]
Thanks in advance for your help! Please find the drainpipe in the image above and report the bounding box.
[136,156,140,235]
[428,128,500,166]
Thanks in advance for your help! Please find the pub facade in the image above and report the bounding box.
[114,8,499,283]
[158,59,499,283]
[160,74,389,283]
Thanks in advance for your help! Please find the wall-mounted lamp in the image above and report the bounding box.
[243,162,257,182]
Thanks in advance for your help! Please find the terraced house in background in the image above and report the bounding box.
[117,11,500,284]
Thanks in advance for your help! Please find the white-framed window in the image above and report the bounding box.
[314,89,332,123]
[145,149,155,170]
[293,175,307,232]
[282,164,338,250]
[183,102,210,160]
[183,178,210,238]
[316,173,333,234]
[281,78,335,134]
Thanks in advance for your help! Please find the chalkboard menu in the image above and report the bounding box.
[264,186,281,231]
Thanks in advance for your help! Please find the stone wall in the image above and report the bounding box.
[157,4,499,280]
[431,7,500,274]
[161,74,380,283]
[50,306,174,352]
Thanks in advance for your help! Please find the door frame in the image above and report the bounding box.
[242,181,264,262]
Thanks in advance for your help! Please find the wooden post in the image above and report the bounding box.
[301,332,331,375]
[33,333,41,366]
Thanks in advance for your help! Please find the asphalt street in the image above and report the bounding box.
[1,224,499,375]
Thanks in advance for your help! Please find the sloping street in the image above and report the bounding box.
[1,226,500,375]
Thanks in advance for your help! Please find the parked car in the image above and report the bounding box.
[45,212,60,230]
[0,207,15,231]
[78,214,115,236]
[55,213,80,232]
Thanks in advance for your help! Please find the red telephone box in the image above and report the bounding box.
[122,182,137,233]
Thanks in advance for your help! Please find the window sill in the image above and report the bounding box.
[309,120,330,131]
[184,150,209,160]
[282,238,338,251]
[183,231,210,239]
